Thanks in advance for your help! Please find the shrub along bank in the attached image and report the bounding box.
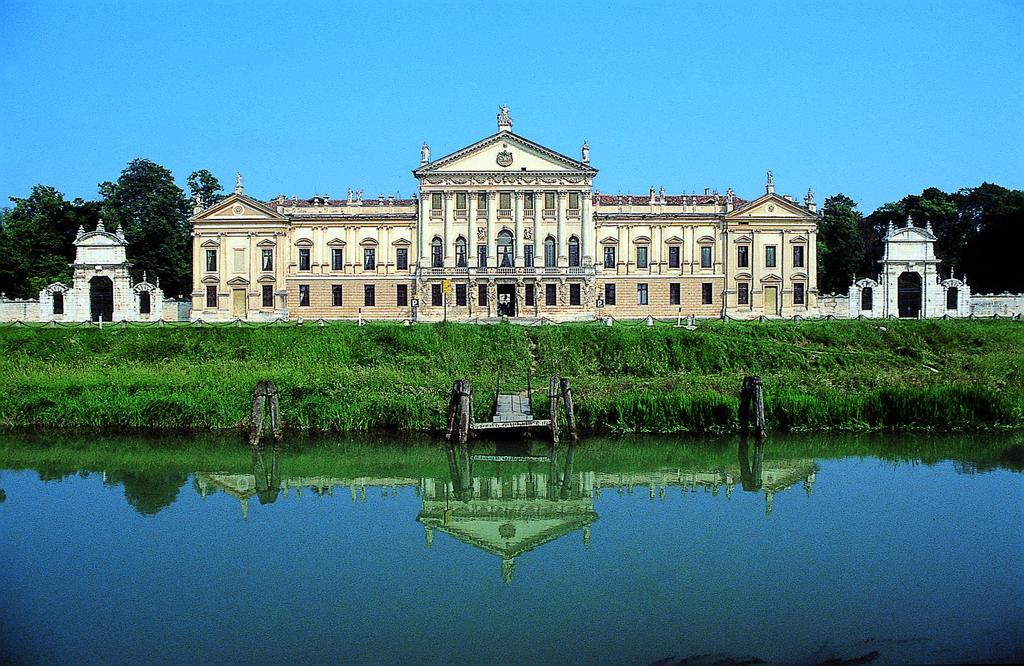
[0,320,1020,433]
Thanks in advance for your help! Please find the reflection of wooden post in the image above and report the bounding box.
[560,377,578,442]
[548,377,560,444]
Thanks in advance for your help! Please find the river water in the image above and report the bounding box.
[1,432,1022,664]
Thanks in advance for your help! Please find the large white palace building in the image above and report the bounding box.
[189,108,821,322]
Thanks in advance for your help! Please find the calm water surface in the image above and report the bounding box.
[1,433,1022,664]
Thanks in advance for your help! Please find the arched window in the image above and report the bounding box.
[544,236,556,268]
[52,291,64,315]
[497,230,514,268]
[139,291,151,315]
[431,236,443,268]
[568,236,580,267]
[946,287,958,310]
[861,287,873,311]
[455,236,467,268]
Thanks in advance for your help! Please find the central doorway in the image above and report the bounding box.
[89,276,114,322]
[231,289,247,318]
[496,284,516,317]
[898,271,922,318]
[764,286,779,316]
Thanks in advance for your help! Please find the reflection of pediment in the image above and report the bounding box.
[418,498,597,560]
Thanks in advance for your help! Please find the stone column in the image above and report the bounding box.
[808,228,818,307]
[467,191,477,265]
[514,191,524,266]
[381,226,390,274]
[617,224,627,275]
[557,189,568,267]
[581,189,593,265]
[443,191,454,267]
[653,225,663,274]
[346,225,356,274]
[532,191,542,267]
[486,191,497,268]
[418,194,430,268]
[686,226,695,274]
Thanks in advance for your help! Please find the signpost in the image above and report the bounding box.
[442,280,452,323]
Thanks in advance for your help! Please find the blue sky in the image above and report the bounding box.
[1,0,1021,212]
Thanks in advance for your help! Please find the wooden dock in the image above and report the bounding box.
[445,377,576,443]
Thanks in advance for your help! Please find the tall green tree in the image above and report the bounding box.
[0,185,99,298]
[955,183,1024,292]
[187,169,224,208]
[817,194,865,293]
[99,158,192,297]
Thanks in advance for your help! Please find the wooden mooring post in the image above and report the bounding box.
[739,375,766,439]
[249,380,283,447]
[445,379,473,446]
[559,377,578,442]
[548,377,560,445]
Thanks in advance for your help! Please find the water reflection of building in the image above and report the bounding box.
[192,447,816,581]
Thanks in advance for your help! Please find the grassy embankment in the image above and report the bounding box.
[0,319,1020,433]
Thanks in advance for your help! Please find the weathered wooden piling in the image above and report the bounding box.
[548,377,560,445]
[249,380,283,447]
[559,377,578,442]
[456,379,472,446]
[739,375,766,439]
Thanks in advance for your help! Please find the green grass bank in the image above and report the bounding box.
[0,319,1021,433]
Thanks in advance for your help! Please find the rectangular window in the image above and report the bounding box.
[262,284,274,307]
[524,244,534,267]
[545,283,557,306]
[331,284,343,306]
[669,283,680,305]
[668,246,680,268]
[455,192,467,210]
[205,249,217,272]
[637,283,649,305]
[765,245,777,268]
[233,248,245,273]
[737,246,749,268]
[738,282,750,305]
[364,284,375,307]
[604,246,616,269]
[139,291,151,314]
[432,243,443,268]
[569,192,580,209]
[477,192,487,210]
[477,245,487,268]
[525,284,535,306]
[396,248,408,271]
[701,282,713,305]
[432,284,442,306]
[793,245,805,268]
[332,248,344,271]
[431,192,442,210]
[569,241,580,267]
[499,192,511,210]
[544,192,555,210]
[700,246,712,268]
[455,242,467,268]
[604,283,616,305]
[261,249,274,272]
[524,193,535,210]
[455,284,467,306]
[569,284,581,306]
[363,248,376,270]
[794,282,805,305]
[298,248,311,271]
[298,284,310,307]
[544,240,556,268]
[206,285,217,308]
[478,284,488,307]
[946,287,958,310]
[52,291,64,315]
[636,246,649,269]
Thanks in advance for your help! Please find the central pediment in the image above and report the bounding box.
[415,131,597,176]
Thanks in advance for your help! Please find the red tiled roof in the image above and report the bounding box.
[265,197,417,207]
[594,194,748,207]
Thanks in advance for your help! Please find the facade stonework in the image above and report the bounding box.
[191,109,820,322]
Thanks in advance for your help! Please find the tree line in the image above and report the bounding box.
[0,159,223,299]
[817,183,1024,295]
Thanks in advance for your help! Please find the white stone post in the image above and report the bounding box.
[581,189,593,265]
